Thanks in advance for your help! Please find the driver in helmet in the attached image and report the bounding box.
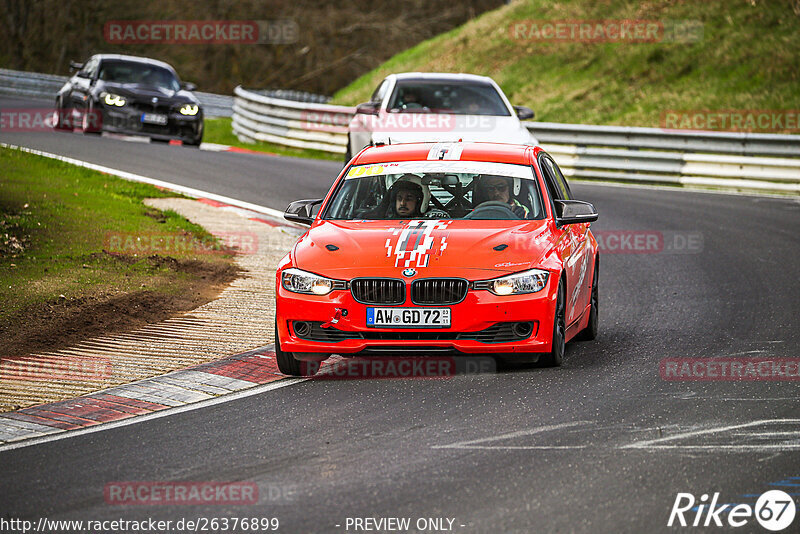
[479,175,529,218]
[388,174,430,218]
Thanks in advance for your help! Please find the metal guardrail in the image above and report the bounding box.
[232,85,800,194]
[0,68,233,117]
[232,85,352,153]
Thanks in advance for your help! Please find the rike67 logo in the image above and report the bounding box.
[668,490,796,531]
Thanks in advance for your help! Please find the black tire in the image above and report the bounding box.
[540,281,566,367]
[275,321,317,376]
[52,99,72,131]
[576,259,599,341]
[184,121,204,147]
[81,101,101,134]
[151,138,170,144]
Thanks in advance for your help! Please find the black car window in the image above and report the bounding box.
[549,157,573,200]
[540,156,571,200]
[538,157,561,202]
[79,58,98,79]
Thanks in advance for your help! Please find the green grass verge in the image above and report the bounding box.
[0,147,235,329]
[331,0,800,130]
[204,117,342,161]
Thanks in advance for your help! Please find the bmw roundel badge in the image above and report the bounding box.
[402,268,416,277]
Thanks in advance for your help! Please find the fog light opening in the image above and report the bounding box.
[293,321,311,337]
[513,322,534,338]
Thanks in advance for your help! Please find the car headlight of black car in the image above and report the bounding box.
[475,269,549,296]
[179,104,199,116]
[101,92,127,107]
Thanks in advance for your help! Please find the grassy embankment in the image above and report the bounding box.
[332,0,800,129]
[208,1,799,164]
[0,147,238,357]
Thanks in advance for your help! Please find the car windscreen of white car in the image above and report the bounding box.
[388,81,511,116]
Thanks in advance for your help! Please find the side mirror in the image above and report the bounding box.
[181,82,197,91]
[514,106,535,120]
[554,200,598,226]
[355,102,381,116]
[69,61,84,73]
[285,199,323,225]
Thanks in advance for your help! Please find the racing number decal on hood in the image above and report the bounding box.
[385,220,452,268]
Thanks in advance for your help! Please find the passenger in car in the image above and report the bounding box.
[475,175,530,218]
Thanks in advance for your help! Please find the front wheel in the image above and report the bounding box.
[184,121,204,147]
[81,101,101,134]
[275,322,318,376]
[53,99,72,131]
[540,281,566,367]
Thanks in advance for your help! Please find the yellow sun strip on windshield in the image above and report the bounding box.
[345,161,533,180]
[346,165,385,178]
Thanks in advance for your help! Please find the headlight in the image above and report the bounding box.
[477,269,549,296]
[179,104,199,116]
[281,268,340,296]
[102,92,126,107]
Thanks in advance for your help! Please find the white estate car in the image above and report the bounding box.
[345,73,537,162]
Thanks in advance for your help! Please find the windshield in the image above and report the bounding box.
[98,61,181,91]
[387,81,511,116]
[324,161,544,221]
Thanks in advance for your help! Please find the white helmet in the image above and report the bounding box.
[390,174,431,214]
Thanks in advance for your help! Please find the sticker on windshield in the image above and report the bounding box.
[346,161,532,179]
[346,165,385,178]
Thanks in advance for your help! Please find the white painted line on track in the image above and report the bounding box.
[0,141,290,221]
[431,421,591,450]
[432,420,800,453]
[0,377,308,453]
[621,419,800,451]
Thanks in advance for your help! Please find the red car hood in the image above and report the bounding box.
[292,219,551,279]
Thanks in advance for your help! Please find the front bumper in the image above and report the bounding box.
[276,278,557,356]
[99,106,203,142]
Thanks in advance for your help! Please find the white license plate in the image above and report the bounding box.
[141,113,168,125]
[367,307,451,328]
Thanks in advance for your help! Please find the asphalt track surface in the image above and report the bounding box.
[2,95,800,533]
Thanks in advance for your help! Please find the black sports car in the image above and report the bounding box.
[54,54,203,146]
